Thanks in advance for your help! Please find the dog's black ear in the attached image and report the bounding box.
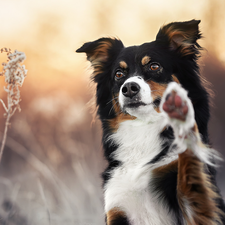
[76,38,124,75]
[156,20,201,56]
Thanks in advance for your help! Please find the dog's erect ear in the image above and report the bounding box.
[76,38,124,76]
[156,20,201,56]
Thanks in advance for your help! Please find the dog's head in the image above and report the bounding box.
[77,20,208,131]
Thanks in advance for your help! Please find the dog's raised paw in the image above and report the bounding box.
[160,82,195,137]
[162,90,189,121]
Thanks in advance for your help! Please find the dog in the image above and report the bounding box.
[76,20,225,225]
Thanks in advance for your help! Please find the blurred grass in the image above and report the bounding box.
[0,88,106,225]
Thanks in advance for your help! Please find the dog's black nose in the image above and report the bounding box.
[122,82,140,98]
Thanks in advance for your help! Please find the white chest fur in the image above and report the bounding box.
[105,118,174,225]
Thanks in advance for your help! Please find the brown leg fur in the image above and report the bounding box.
[106,207,130,225]
[177,148,222,225]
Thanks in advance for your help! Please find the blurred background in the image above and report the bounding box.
[0,0,225,224]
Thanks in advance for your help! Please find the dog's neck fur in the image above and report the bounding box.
[104,117,176,225]
[108,115,165,165]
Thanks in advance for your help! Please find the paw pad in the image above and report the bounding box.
[162,90,188,121]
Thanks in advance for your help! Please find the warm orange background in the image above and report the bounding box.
[0,1,225,224]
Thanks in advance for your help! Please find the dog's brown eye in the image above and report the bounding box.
[150,63,160,71]
[115,71,125,80]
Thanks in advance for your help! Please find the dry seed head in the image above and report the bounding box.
[0,48,27,161]
[0,48,27,114]
[0,48,12,54]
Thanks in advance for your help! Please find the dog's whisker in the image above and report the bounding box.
[109,99,119,115]
[107,96,119,105]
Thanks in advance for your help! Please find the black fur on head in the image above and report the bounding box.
[76,20,210,144]
[77,38,124,121]
[156,20,202,58]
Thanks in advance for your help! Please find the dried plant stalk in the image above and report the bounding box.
[0,48,27,162]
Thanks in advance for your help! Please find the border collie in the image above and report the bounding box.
[76,20,225,225]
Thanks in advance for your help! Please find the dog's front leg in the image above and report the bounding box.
[160,82,222,225]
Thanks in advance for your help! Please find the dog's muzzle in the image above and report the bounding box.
[122,82,140,99]
[119,76,152,112]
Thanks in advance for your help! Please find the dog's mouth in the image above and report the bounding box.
[124,98,160,109]
[118,77,162,117]
[125,101,147,108]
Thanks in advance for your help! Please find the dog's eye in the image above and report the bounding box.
[150,63,160,71]
[115,71,125,80]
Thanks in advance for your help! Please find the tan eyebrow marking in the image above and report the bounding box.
[141,56,151,66]
[119,61,128,69]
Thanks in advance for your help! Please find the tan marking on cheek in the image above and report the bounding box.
[107,207,127,225]
[108,94,136,131]
[147,81,167,113]
[119,61,128,69]
[172,75,180,83]
[141,56,151,66]
[111,94,120,115]
[155,107,160,113]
